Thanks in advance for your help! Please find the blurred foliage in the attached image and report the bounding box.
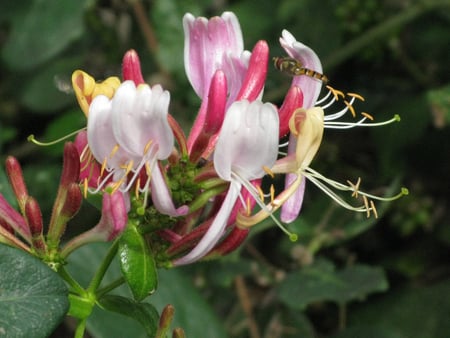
[1,0,449,337]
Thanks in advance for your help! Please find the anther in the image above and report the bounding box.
[362,195,370,217]
[83,179,88,197]
[326,85,345,101]
[100,158,108,176]
[144,140,154,154]
[347,177,361,198]
[246,198,252,216]
[361,112,374,120]
[109,144,120,159]
[344,100,356,118]
[270,184,275,203]
[263,165,275,178]
[256,185,265,202]
[135,177,141,198]
[370,200,378,218]
[347,92,365,101]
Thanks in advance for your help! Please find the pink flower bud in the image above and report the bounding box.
[5,156,28,213]
[236,40,269,102]
[24,197,43,237]
[122,49,145,85]
[60,142,80,188]
[0,194,31,242]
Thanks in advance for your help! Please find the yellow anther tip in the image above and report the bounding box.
[401,187,409,195]
[394,114,401,122]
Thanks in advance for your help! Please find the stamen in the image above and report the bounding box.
[232,173,298,242]
[362,195,370,217]
[109,144,120,159]
[135,177,141,199]
[316,89,333,105]
[361,112,374,120]
[246,197,252,216]
[347,92,365,101]
[278,140,289,148]
[370,200,378,218]
[143,139,154,154]
[83,179,88,197]
[344,100,356,118]
[256,185,265,202]
[262,165,275,178]
[270,184,275,203]
[347,177,361,198]
[326,85,345,101]
[27,128,86,146]
[100,158,108,176]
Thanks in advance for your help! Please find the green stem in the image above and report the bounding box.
[58,266,86,295]
[323,0,450,69]
[96,277,126,298]
[338,302,347,331]
[87,239,119,293]
[74,318,87,338]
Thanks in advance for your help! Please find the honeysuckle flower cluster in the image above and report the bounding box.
[0,11,406,272]
[67,11,407,266]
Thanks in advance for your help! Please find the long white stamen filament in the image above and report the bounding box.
[231,172,298,241]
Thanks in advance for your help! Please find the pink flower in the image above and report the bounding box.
[278,30,326,223]
[87,80,187,217]
[174,100,279,265]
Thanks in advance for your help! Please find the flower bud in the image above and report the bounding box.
[0,194,31,242]
[122,49,145,85]
[24,197,47,254]
[60,142,80,188]
[5,156,28,214]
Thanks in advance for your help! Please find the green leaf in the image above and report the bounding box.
[99,295,159,337]
[119,223,158,301]
[66,243,227,338]
[341,281,450,338]
[0,244,69,337]
[276,259,388,309]
[1,0,86,71]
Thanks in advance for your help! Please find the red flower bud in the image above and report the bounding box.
[5,156,29,213]
[24,197,43,237]
[60,142,80,188]
[122,49,145,85]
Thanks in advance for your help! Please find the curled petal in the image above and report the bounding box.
[280,30,323,108]
[280,174,306,223]
[150,164,188,217]
[72,70,120,116]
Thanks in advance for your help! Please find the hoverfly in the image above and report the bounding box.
[273,56,329,84]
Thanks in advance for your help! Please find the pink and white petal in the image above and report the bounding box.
[280,173,306,223]
[280,30,323,108]
[183,12,244,98]
[87,95,128,168]
[150,163,188,217]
